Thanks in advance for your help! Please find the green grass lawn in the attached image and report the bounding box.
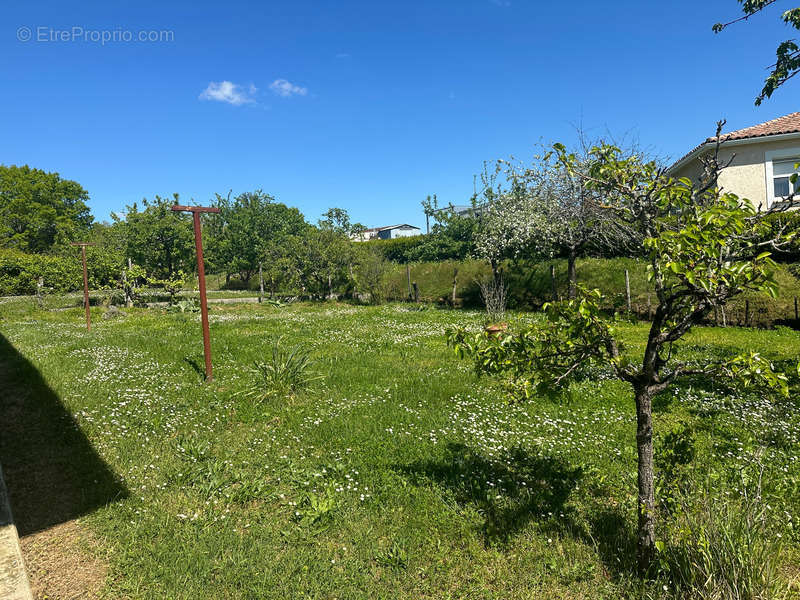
[0,300,798,598]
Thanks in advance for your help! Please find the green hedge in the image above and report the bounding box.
[0,250,79,295]
[364,236,429,263]
[365,234,473,263]
[0,249,122,296]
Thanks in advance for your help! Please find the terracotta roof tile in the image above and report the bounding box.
[670,112,800,171]
[705,111,800,143]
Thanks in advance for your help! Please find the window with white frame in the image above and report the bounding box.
[765,148,800,207]
[771,158,800,199]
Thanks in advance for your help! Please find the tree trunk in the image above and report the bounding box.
[634,383,656,575]
[258,262,264,303]
[625,269,632,312]
[348,263,355,300]
[567,252,577,299]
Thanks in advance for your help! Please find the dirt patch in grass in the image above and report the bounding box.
[21,520,106,599]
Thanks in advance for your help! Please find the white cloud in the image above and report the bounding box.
[199,81,256,105]
[269,79,308,98]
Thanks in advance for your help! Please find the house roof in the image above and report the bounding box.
[377,224,419,231]
[712,111,800,142]
[669,111,800,173]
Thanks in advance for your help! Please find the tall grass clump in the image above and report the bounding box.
[477,275,508,323]
[658,462,787,600]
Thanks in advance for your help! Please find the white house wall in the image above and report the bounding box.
[672,137,800,209]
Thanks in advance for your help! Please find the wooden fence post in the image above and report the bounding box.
[258,262,264,303]
[452,267,458,305]
[625,269,631,312]
[412,282,420,303]
[745,299,750,327]
[550,264,557,302]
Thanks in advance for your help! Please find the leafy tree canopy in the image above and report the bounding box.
[207,190,308,282]
[714,1,800,104]
[114,194,194,279]
[0,164,93,253]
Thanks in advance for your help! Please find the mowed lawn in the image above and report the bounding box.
[0,300,798,598]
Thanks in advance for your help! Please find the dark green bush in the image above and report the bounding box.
[0,249,79,295]
[0,248,123,295]
[366,230,474,264]
[365,236,428,263]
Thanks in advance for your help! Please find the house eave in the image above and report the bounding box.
[667,131,800,175]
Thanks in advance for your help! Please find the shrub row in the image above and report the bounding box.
[0,249,121,295]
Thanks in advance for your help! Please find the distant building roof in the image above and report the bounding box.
[433,204,472,213]
[670,112,800,172]
[376,224,419,230]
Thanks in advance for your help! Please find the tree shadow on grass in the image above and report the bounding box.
[397,442,640,579]
[0,332,127,535]
[398,442,583,545]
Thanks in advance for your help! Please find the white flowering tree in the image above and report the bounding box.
[448,122,798,574]
[475,150,634,298]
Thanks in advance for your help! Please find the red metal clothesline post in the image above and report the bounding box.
[71,242,95,331]
[170,204,220,381]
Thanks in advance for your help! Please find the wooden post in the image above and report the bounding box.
[625,269,631,312]
[258,262,264,303]
[406,264,412,300]
[452,267,458,305]
[71,242,95,330]
[412,281,420,303]
[36,276,44,309]
[550,264,557,302]
[745,299,750,327]
[171,205,220,381]
[127,258,136,308]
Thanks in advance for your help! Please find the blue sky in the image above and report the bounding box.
[2,0,798,228]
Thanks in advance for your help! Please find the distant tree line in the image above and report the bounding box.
[2,156,799,299]
[0,165,394,300]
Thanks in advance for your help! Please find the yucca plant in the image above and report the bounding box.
[238,338,321,402]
